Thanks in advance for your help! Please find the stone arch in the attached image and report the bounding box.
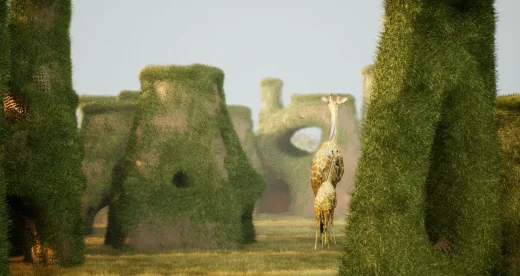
[256,78,360,216]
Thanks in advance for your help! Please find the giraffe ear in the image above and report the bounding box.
[338,97,348,104]
[321,97,329,103]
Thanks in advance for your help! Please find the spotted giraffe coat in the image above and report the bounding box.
[310,140,344,196]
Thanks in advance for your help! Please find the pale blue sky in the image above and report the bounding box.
[70,0,519,132]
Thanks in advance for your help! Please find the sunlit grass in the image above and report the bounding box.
[8,214,346,275]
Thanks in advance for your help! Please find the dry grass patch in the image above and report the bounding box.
[9,214,345,275]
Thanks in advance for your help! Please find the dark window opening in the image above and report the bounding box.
[172,170,189,188]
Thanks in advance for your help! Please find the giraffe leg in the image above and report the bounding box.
[324,213,329,248]
[320,213,325,248]
[314,215,319,250]
[331,212,336,245]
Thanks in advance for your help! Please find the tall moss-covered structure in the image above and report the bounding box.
[106,64,264,251]
[256,78,359,215]
[360,64,374,122]
[4,0,85,267]
[227,105,264,177]
[339,1,501,275]
[496,94,520,275]
[78,91,139,234]
[0,1,10,274]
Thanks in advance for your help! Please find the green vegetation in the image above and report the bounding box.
[0,1,10,274]
[78,91,139,235]
[496,94,520,275]
[360,64,374,122]
[106,64,264,250]
[257,78,359,215]
[5,0,85,267]
[227,105,264,177]
[340,1,501,275]
[9,214,343,275]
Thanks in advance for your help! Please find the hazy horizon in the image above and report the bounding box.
[71,1,520,136]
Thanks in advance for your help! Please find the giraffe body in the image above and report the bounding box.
[314,153,339,250]
[310,94,347,197]
[310,140,344,196]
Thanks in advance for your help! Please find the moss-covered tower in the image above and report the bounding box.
[0,0,10,274]
[339,1,501,275]
[78,91,140,235]
[106,64,264,251]
[4,0,85,267]
[227,105,264,177]
[496,94,520,275]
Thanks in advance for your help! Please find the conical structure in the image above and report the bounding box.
[106,64,264,251]
[339,1,501,275]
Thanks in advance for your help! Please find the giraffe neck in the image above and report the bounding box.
[328,107,339,141]
[326,160,336,182]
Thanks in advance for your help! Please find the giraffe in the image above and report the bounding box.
[314,151,339,250]
[310,94,348,197]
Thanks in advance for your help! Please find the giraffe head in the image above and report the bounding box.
[321,94,348,114]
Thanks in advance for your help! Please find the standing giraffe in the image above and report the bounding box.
[310,94,348,197]
[314,151,339,250]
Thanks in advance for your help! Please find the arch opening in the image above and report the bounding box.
[91,206,109,237]
[83,196,110,235]
[7,196,40,260]
[290,127,322,153]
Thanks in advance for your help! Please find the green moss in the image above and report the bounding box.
[79,95,117,105]
[339,1,501,275]
[78,94,137,234]
[227,105,264,177]
[257,86,359,215]
[0,1,10,274]
[116,90,140,103]
[496,94,520,275]
[106,64,264,250]
[5,0,84,267]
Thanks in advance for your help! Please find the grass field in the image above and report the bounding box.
[8,209,346,276]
